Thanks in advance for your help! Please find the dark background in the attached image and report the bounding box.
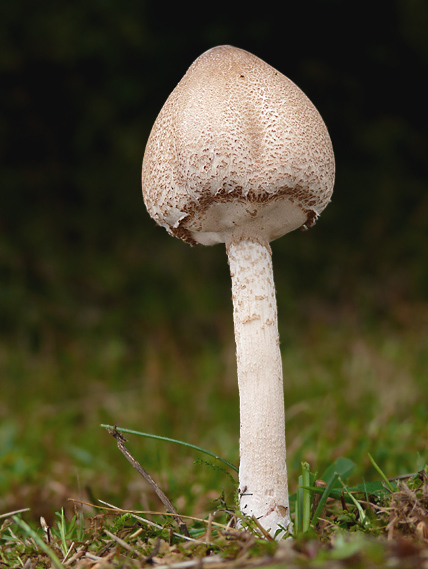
[1,0,427,369]
[1,0,428,524]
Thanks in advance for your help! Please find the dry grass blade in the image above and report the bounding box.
[153,556,224,569]
[69,497,231,531]
[0,508,31,520]
[97,499,197,542]
[63,546,86,566]
[386,478,428,540]
[104,528,133,551]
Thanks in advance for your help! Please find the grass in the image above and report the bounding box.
[1,463,428,567]
[1,223,427,566]
[1,310,427,567]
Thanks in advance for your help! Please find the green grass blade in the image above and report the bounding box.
[311,472,339,527]
[368,453,395,492]
[294,463,312,536]
[59,508,67,555]
[101,424,239,473]
[294,473,302,533]
[301,462,311,534]
[340,481,370,529]
[12,516,65,569]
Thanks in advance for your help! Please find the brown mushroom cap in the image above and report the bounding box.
[142,45,335,246]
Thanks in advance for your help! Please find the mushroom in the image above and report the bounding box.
[142,45,335,537]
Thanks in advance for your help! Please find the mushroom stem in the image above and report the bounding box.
[227,238,290,536]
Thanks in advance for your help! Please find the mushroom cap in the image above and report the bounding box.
[142,45,335,246]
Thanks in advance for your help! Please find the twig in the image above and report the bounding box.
[107,426,190,537]
[250,516,274,541]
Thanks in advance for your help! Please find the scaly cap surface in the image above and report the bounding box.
[142,45,335,246]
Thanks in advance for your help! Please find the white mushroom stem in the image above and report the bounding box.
[142,45,335,539]
[227,237,290,535]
